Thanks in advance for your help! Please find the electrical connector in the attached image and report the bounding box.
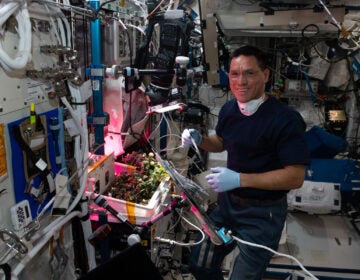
[217,227,233,244]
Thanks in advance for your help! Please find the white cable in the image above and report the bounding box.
[116,17,127,30]
[168,111,183,136]
[43,0,69,48]
[132,0,148,18]
[155,214,205,247]
[37,197,56,219]
[33,0,94,18]
[231,234,319,280]
[27,144,104,242]
[60,97,88,215]
[126,23,146,35]
[43,3,70,48]
[0,2,19,27]
[318,0,343,32]
[157,134,183,152]
[57,17,67,47]
[0,1,32,71]
[35,166,71,219]
[147,113,165,140]
[162,112,173,137]
[190,136,204,164]
[13,211,82,277]
[318,0,360,49]
[146,112,188,153]
[164,207,183,234]
[62,85,96,269]
[67,85,86,177]
[43,4,61,45]
[61,14,72,48]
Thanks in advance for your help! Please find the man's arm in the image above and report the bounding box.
[240,165,306,191]
[198,134,224,153]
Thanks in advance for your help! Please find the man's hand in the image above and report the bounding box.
[206,167,240,192]
[181,128,202,147]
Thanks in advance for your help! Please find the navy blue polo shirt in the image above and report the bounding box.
[216,95,311,200]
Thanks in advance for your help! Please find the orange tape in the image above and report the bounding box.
[126,200,136,225]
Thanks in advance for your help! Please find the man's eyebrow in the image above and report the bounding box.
[230,68,256,72]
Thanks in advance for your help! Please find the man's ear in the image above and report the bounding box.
[264,68,270,83]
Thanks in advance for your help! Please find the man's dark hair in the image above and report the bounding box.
[230,45,269,70]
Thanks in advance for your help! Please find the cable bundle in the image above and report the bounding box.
[0,0,32,71]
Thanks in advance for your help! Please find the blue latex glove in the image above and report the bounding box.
[181,128,202,148]
[205,167,240,192]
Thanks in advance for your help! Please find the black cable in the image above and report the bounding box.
[0,264,11,280]
[72,216,89,276]
[71,101,87,105]
[87,0,117,19]
[107,130,122,135]
[302,24,320,39]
